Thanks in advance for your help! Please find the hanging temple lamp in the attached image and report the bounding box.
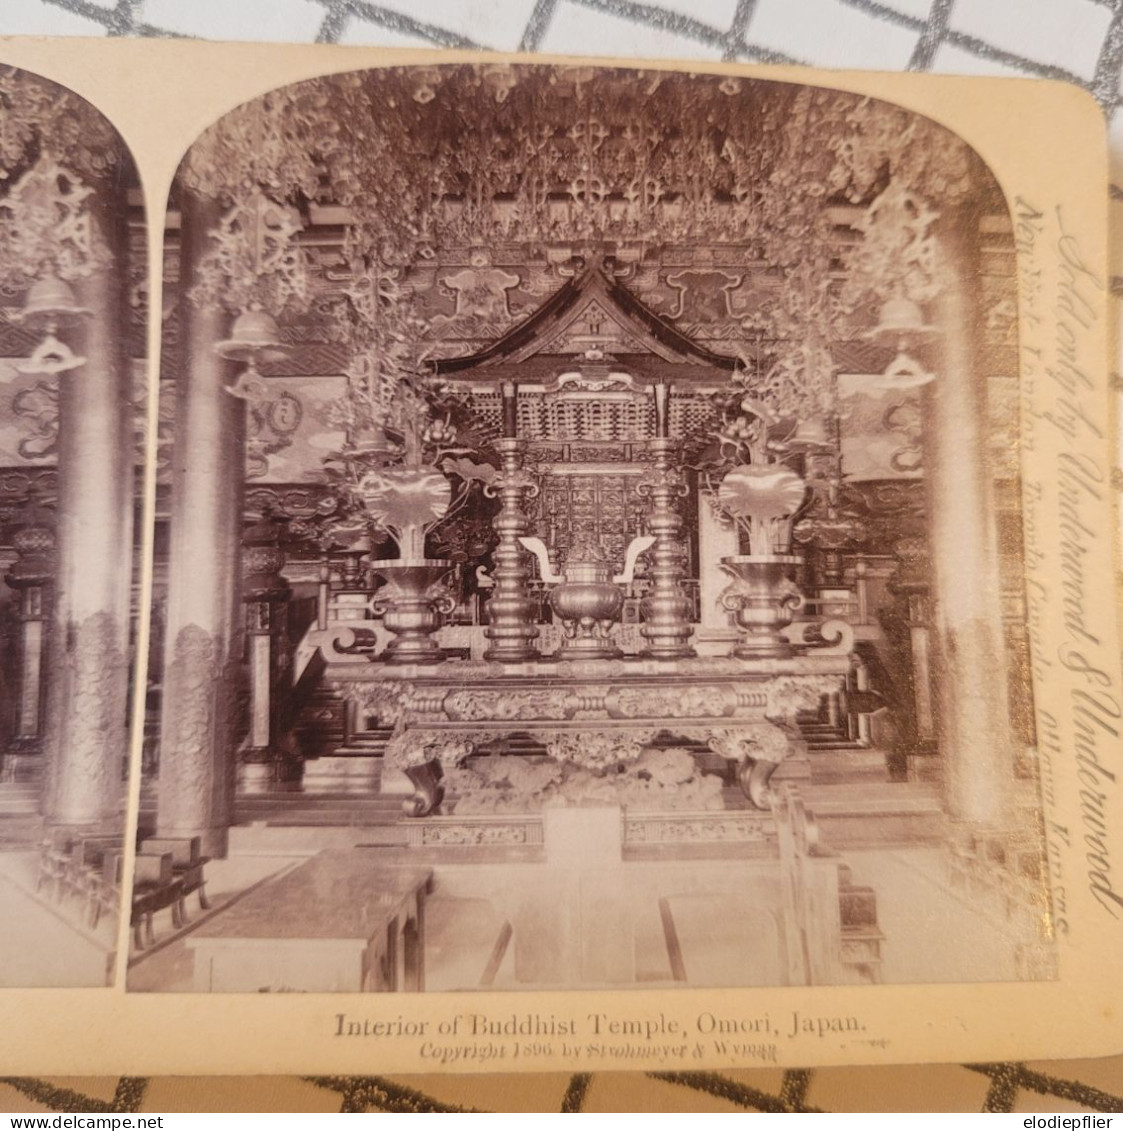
[217,303,289,403]
[15,271,91,376]
[868,293,940,391]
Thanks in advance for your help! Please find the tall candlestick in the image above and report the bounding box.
[654,381,669,438]
[501,380,518,439]
[637,436,696,659]
[483,437,540,663]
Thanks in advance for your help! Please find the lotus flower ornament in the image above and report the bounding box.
[717,464,807,556]
[359,466,453,561]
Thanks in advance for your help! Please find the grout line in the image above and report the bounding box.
[560,1073,592,1113]
[780,1068,815,1111]
[315,1,350,44]
[909,0,954,71]
[1091,5,1123,109]
[331,0,483,48]
[728,0,758,41]
[732,42,806,65]
[41,0,115,32]
[941,27,1093,87]
[109,0,142,36]
[519,0,560,51]
[840,0,927,34]
[565,0,729,50]
[721,0,757,61]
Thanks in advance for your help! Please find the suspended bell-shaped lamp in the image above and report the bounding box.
[777,414,835,454]
[217,304,289,402]
[874,349,935,390]
[15,272,91,376]
[18,273,90,329]
[868,294,937,346]
[216,304,289,365]
[868,293,939,391]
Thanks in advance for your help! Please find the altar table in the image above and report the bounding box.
[187,854,433,993]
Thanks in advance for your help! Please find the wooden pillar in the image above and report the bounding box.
[697,492,739,630]
[156,190,245,857]
[887,536,938,758]
[924,208,1017,827]
[41,185,133,829]
[2,508,54,778]
[238,519,291,793]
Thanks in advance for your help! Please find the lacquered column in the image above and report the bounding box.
[3,510,55,776]
[238,520,291,792]
[924,208,1016,827]
[155,190,245,856]
[697,498,739,630]
[889,536,937,753]
[41,185,133,829]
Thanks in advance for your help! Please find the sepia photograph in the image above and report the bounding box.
[0,64,145,986]
[126,61,1055,998]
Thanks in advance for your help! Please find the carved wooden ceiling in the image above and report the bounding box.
[0,65,1019,517]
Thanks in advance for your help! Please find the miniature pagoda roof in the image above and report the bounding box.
[432,258,740,381]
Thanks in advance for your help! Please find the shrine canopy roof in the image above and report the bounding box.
[432,258,740,386]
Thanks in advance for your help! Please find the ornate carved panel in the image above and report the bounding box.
[526,468,646,568]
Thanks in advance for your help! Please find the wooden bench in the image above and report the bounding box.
[35,837,71,901]
[36,835,124,928]
[84,851,123,930]
[139,836,210,925]
[72,838,124,929]
[131,851,183,949]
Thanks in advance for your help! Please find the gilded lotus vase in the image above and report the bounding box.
[371,559,456,665]
[718,554,804,659]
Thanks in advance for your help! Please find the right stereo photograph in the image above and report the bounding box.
[128,62,1052,999]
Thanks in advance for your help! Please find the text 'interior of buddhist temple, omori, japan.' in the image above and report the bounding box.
[0,62,1051,994]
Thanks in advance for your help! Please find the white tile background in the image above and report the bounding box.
[0,0,1112,85]
[0,0,1118,124]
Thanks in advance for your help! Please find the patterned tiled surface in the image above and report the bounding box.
[0,0,1118,95]
[0,0,1120,1114]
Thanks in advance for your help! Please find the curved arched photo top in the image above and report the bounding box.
[0,66,146,986]
[0,65,144,459]
[167,64,1009,342]
[148,64,1044,996]
[161,65,1016,487]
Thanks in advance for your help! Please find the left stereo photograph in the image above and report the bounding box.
[0,65,146,986]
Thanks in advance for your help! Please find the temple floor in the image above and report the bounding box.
[0,853,116,986]
[0,762,1046,992]
[124,835,1034,993]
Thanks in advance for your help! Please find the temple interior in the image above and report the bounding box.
[0,64,1054,991]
